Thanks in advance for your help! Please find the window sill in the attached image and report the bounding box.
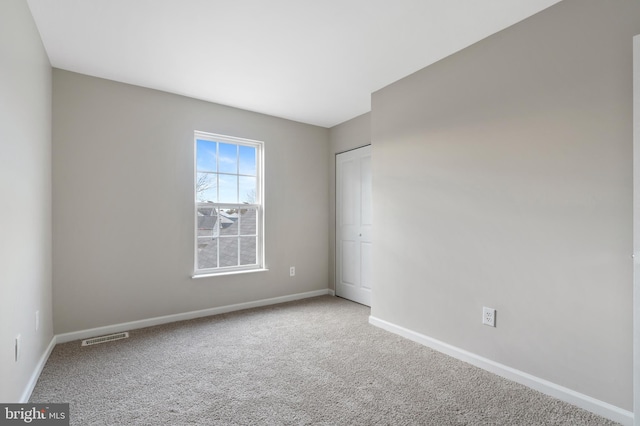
[192,268,269,279]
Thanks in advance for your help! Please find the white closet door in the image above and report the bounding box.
[336,145,372,306]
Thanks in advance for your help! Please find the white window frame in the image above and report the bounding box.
[193,131,265,277]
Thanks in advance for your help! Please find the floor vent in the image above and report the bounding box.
[81,332,129,346]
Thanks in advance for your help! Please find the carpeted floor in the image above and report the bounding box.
[30,296,618,425]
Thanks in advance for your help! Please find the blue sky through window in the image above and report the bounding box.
[196,139,257,203]
[218,143,237,174]
[239,145,256,175]
[196,140,216,172]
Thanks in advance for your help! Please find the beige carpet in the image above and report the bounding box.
[30,296,618,425]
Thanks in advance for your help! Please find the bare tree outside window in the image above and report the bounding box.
[243,188,256,204]
[196,173,215,202]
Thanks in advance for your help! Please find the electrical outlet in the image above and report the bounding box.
[35,310,40,332]
[15,334,21,362]
[289,266,295,277]
[483,307,496,327]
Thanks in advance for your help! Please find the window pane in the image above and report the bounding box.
[196,139,217,172]
[240,237,257,265]
[218,174,238,203]
[196,172,217,202]
[239,208,257,235]
[219,237,238,267]
[219,208,239,236]
[197,238,218,269]
[218,143,238,174]
[239,176,257,204]
[197,207,218,237]
[239,145,256,176]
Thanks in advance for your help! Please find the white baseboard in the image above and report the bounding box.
[328,289,336,296]
[20,335,57,403]
[56,289,332,344]
[368,315,633,426]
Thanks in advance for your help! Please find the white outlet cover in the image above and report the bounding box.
[483,307,496,327]
[289,267,295,277]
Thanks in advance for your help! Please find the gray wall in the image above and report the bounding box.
[371,0,639,410]
[53,70,329,334]
[0,0,53,402]
[328,113,371,291]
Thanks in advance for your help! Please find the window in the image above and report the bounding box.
[194,131,263,275]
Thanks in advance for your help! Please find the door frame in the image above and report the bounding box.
[633,33,639,426]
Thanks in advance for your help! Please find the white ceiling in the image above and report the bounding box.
[26,0,561,128]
